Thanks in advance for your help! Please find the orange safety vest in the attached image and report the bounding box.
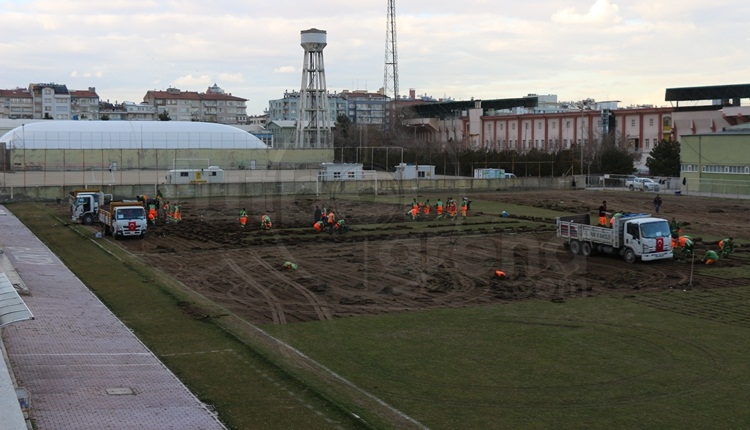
[327,212,335,225]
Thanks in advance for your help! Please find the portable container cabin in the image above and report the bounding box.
[473,168,505,179]
[166,166,225,184]
[318,163,363,181]
[394,163,436,180]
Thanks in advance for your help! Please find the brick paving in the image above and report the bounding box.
[0,206,226,430]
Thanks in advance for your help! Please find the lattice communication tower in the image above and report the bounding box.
[383,0,399,122]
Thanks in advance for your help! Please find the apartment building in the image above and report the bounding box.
[2,84,100,121]
[342,90,386,124]
[0,88,34,119]
[143,84,248,124]
[268,90,347,122]
[98,101,157,121]
[70,87,101,120]
[29,83,72,120]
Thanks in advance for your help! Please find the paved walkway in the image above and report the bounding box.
[0,206,226,430]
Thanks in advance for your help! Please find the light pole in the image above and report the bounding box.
[579,103,585,176]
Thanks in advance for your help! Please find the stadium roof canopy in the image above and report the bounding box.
[403,97,538,118]
[664,83,750,102]
[0,121,268,149]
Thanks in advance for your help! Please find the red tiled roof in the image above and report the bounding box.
[0,89,32,98]
[144,90,246,102]
[70,90,99,98]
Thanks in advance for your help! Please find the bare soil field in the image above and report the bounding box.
[72,189,750,325]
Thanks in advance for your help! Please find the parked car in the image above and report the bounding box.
[630,177,660,192]
[624,176,637,188]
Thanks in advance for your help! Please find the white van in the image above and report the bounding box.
[503,173,517,179]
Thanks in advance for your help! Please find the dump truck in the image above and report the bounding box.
[69,189,112,225]
[557,212,672,263]
[98,201,147,239]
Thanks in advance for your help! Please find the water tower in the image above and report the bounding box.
[296,28,331,148]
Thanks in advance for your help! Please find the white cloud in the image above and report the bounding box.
[2,0,750,113]
[173,74,212,87]
[551,0,622,25]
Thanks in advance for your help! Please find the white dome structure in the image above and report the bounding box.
[0,121,267,150]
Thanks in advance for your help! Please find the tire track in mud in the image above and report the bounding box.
[248,254,333,322]
[225,257,287,324]
[143,252,285,324]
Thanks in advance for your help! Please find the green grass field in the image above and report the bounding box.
[9,201,750,429]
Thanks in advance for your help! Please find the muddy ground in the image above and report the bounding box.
[76,189,750,325]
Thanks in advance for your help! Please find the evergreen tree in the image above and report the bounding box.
[646,140,680,176]
[599,144,636,174]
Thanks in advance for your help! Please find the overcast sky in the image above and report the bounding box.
[1,0,748,115]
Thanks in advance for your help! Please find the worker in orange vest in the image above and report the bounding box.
[148,203,158,225]
[239,208,248,227]
[410,199,419,220]
[172,204,182,223]
[162,201,171,222]
[261,214,272,230]
[326,210,336,234]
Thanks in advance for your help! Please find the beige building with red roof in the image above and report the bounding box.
[0,88,33,120]
[143,84,248,124]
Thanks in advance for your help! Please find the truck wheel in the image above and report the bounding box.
[629,185,634,191]
[582,242,593,257]
[569,240,581,255]
[624,248,636,264]
[82,214,94,225]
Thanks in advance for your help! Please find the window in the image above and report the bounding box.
[649,118,654,126]
[566,121,570,129]
[631,119,636,127]
[645,139,650,149]
[180,172,189,177]
[552,122,556,129]
[537,122,542,129]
